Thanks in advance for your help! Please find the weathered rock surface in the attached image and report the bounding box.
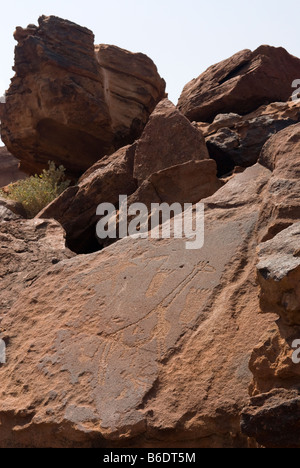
[257,222,300,325]
[134,99,209,184]
[240,130,300,448]
[0,16,165,176]
[95,44,166,147]
[258,123,300,242]
[241,389,300,448]
[241,224,300,447]
[178,46,300,123]
[129,159,222,208]
[1,40,300,449]
[259,120,300,171]
[38,101,218,253]
[0,218,74,317]
[196,101,300,174]
[0,196,27,220]
[0,102,4,120]
[0,146,27,187]
[0,162,276,447]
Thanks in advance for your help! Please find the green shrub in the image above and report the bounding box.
[0,161,70,218]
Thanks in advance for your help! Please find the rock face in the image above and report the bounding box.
[257,222,300,325]
[258,123,300,242]
[95,44,166,147]
[134,99,209,184]
[241,224,300,448]
[38,100,218,253]
[240,126,300,448]
[0,217,74,316]
[0,163,275,447]
[241,389,300,448]
[0,16,165,176]
[1,39,300,448]
[0,146,27,187]
[178,46,300,123]
[129,159,222,209]
[196,101,300,174]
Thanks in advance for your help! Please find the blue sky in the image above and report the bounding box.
[0,0,300,103]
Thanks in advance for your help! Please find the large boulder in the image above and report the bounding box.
[134,99,209,184]
[178,46,300,123]
[38,100,218,253]
[0,16,165,176]
[95,44,166,147]
[0,162,276,448]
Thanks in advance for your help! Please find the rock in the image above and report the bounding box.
[131,159,222,207]
[38,102,215,253]
[39,152,221,254]
[258,123,300,242]
[198,101,300,174]
[1,16,165,177]
[241,224,300,447]
[95,44,166,147]
[133,99,209,184]
[0,146,27,187]
[1,42,300,449]
[259,119,300,171]
[178,46,300,123]
[257,222,300,325]
[0,218,74,317]
[241,389,300,448]
[203,163,271,209]
[120,160,222,236]
[0,161,274,448]
[0,102,4,120]
[0,196,27,220]
[38,144,138,253]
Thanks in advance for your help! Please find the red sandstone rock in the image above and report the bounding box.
[258,123,300,242]
[134,99,209,184]
[1,41,300,449]
[0,146,26,187]
[38,101,218,253]
[178,46,300,123]
[1,16,165,176]
[0,162,274,448]
[196,100,300,174]
[0,218,74,317]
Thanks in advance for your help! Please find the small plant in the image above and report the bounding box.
[0,161,70,218]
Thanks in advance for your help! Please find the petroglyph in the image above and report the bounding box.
[1,212,258,434]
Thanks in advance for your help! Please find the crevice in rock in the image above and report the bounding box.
[66,223,102,255]
[218,60,251,85]
[206,143,236,177]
